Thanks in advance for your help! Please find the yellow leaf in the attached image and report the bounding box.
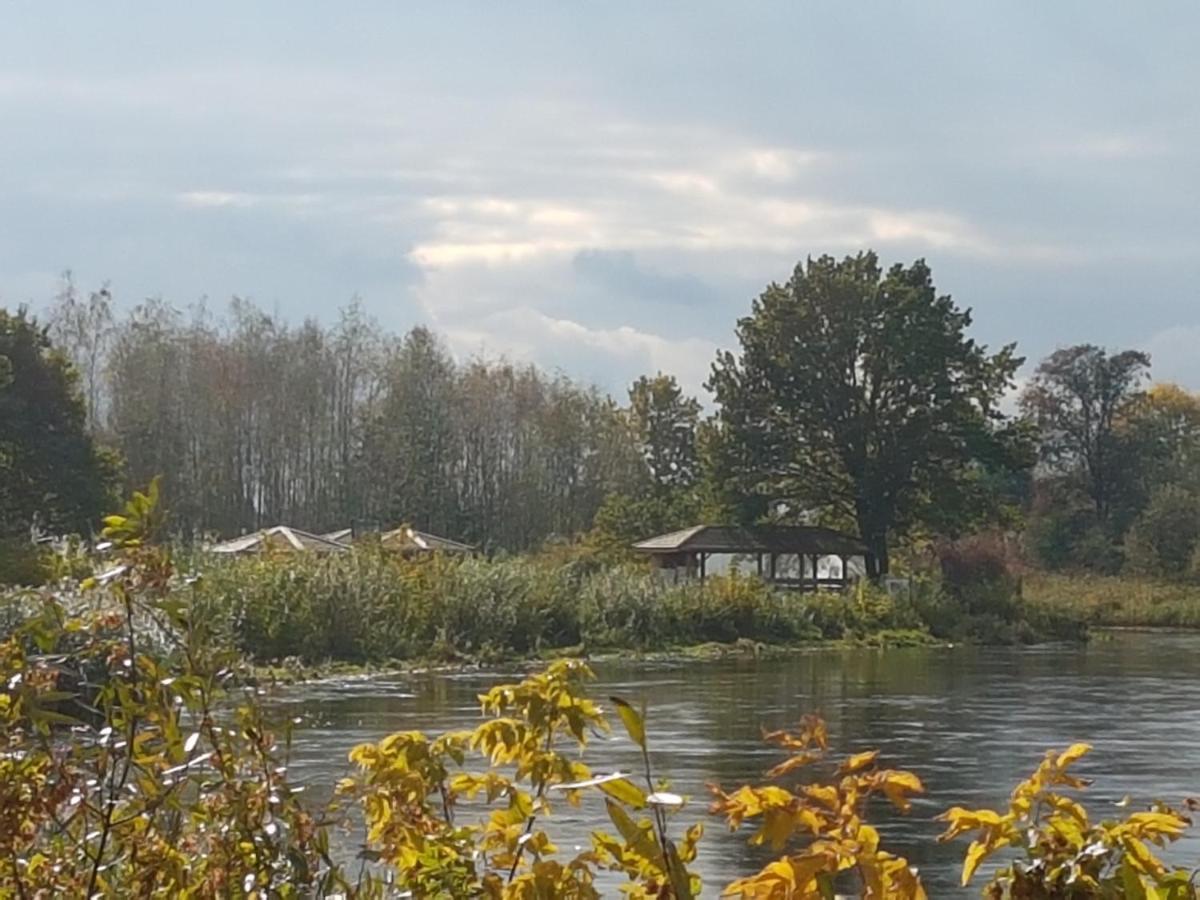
[837,749,880,776]
[765,751,822,779]
[961,839,989,885]
[609,697,646,750]
[1054,743,1092,770]
[1121,835,1168,878]
[877,769,925,813]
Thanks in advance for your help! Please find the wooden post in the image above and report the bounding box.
[769,553,777,582]
[811,554,819,591]
[700,552,707,581]
[757,553,763,576]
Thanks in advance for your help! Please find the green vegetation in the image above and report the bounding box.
[707,252,1028,576]
[174,550,1088,664]
[0,508,1188,898]
[1026,573,1200,629]
[0,307,117,542]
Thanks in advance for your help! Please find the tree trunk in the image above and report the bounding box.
[862,529,890,580]
[855,500,891,580]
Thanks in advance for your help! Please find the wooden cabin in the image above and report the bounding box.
[633,524,868,591]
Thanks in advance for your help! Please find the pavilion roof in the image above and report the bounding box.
[209,526,351,555]
[632,524,867,557]
[379,525,475,554]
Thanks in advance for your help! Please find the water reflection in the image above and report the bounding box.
[273,632,1200,895]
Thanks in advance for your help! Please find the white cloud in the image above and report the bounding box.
[177,191,258,209]
[443,306,718,399]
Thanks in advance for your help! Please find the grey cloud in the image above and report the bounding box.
[3,2,1200,393]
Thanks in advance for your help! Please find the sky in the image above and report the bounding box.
[3,3,1200,399]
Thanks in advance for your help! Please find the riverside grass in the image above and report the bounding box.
[1025,572,1200,629]
[170,552,1087,665]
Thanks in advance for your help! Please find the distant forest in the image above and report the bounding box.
[7,252,1200,579]
[33,279,661,550]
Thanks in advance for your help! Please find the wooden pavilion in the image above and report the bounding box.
[632,524,869,590]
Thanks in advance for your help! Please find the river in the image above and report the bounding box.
[271,630,1200,895]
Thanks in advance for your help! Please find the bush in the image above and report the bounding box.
[936,532,1020,589]
[0,538,49,586]
[1125,486,1200,578]
[1025,489,1123,574]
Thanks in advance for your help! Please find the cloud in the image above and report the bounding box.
[1032,134,1173,162]
[443,305,718,400]
[177,191,259,209]
[5,3,1200,403]
[1143,326,1200,390]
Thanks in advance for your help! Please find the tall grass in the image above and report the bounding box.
[178,552,1083,664]
[1024,572,1200,628]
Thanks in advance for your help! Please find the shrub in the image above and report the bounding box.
[935,532,1019,589]
[0,537,49,586]
[1125,486,1200,578]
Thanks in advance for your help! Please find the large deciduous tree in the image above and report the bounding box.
[0,308,117,537]
[628,373,701,491]
[708,252,1023,576]
[1020,345,1149,524]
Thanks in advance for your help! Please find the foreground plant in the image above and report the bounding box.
[710,715,927,898]
[939,743,1197,897]
[344,660,702,897]
[0,480,350,896]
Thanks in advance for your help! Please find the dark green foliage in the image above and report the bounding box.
[707,252,1025,576]
[1125,486,1200,578]
[0,308,117,541]
[587,490,700,557]
[627,372,701,491]
[1020,344,1150,525]
[0,539,49,586]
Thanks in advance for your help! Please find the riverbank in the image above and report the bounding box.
[1024,572,1200,628]
[176,553,1085,666]
[249,630,955,684]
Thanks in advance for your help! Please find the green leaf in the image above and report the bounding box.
[605,798,663,868]
[610,696,646,750]
[665,839,695,900]
[597,776,648,809]
[28,708,83,727]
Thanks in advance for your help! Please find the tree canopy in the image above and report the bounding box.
[1020,345,1150,524]
[628,373,701,492]
[707,252,1025,575]
[0,308,116,537]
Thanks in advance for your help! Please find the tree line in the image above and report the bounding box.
[5,253,1200,579]
[11,281,665,550]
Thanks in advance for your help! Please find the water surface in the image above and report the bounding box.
[274,631,1200,895]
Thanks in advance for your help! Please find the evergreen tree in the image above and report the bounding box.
[0,308,117,537]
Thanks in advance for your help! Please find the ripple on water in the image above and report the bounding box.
[274,631,1200,896]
